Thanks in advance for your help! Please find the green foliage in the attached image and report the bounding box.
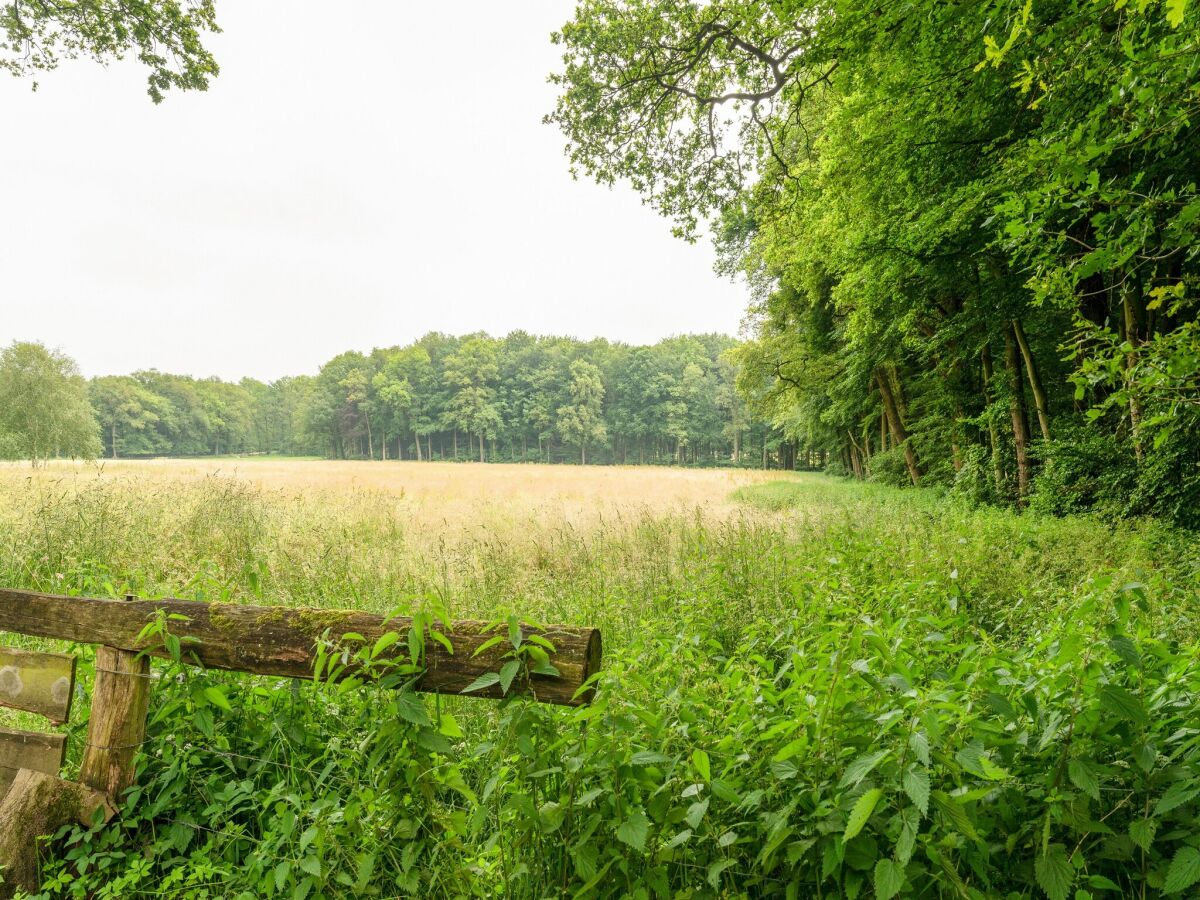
[0,0,220,102]
[549,0,1200,522]
[8,472,1200,896]
[80,332,789,467]
[0,341,101,464]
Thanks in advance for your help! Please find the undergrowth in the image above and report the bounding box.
[0,471,1197,898]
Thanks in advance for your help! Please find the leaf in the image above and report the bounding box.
[460,672,500,694]
[202,686,232,713]
[839,750,889,789]
[437,711,463,738]
[685,798,709,829]
[394,691,431,727]
[1129,817,1156,851]
[843,788,883,841]
[1035,844,1073,900]
[616,809,649,851]
[370,631,399,659]
[499,659,520,694]
[630,751,671,765]
[902,766,930,817]
[1166,0,1187,28]
[1164,846,1200,894]
[692,749,711,782]
[1068,759,1100,801]
[1155,782,1200,817]
[874,858,905,900]
[1099,685,1148,726]
[299,856,321,877]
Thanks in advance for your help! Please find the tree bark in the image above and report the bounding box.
[980,344,1005,496]
[80,646,150,798]
[0,770,114,898]
[876,370,921,485]
[414,429,423,461]
[479,433,486,463]
[1012,319,1051,442]
[1004,330,1033,502]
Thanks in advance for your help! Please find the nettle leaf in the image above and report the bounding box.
[874,858,905,900]
[902,766,930,817]
[460,671,500,694]
[1163,846,1200,895]
[909,731,931,766]
[1129,817,1156,852]
[844,788,884,841]
[1034,844,1073,900]
[1068,759,1100,801]
[1155,782,1200,817]
[840,750,889,789]
[1099,684,1148,726]
[616,809,650,851]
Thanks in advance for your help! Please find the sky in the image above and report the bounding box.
[0,2,749,383]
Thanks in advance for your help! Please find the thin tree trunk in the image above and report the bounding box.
[1004,330,1032,502]
[414,429,423,461]
[1012,319,1051,443]
[1122,291,1145,462]
[581,443,586,465]
[479,433,485,463]
[876,369,921,485]
[111,423,117,459]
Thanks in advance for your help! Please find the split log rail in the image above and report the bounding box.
[0,588,602,895]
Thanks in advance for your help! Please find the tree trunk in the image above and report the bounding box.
[453,430,458,460]
[876,370,921,485]
[479,433,486,463]
[581,443,586,465]
[1012,319,1051,443]
[111,423,118,459]
[414,429,423,461]
[1122,291,1145,462]
[1004,330,1033,502]
[364,414,374,460]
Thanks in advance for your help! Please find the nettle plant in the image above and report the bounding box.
[25,608,567,899]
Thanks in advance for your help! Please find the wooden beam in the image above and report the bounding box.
[0,726,66,799]
[0,589,602,707]
[0,645,76,724]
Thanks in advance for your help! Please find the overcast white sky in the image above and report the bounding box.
[0,3,747,382]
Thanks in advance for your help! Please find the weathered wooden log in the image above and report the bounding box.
[0,646,76,724]
[0,727,66,798]
[0,589,602,706]
[0,769,114,897]
[79,647,151,797]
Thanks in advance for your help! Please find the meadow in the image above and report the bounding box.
[1,460,1199,898]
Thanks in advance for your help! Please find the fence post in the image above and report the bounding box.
[79,645,150,797]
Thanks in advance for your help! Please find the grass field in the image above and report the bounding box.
[2,461,1199,898]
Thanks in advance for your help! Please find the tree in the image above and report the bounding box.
[444,337,503,463]
[90,376,169,457]
[1,0,220,103]
[557,360,607,464]
[0,341,100,464]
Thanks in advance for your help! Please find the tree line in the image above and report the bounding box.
[0,334,792,467]
[549,0,1200,527]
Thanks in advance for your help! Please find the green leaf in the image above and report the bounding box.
[1155,782,1200,817]
[692,749,711,782]
[394,691,431,727]
[299,856,321,877]
[1129,817,1156,851]
[1068,759,1100,801]
[1166,0,1187,28]
[370,631,399,659]
[843,788,883,841]
[1035,844,1073,900]
[902,766,929,817]
[202,686,232,713]
[616,809,649,851]
[1164,846,1200,894]
[460,672,500,694]
[1099,685,1148,726]
[840,750,889,789]
[499,659,520,694]
[874,858,905,900]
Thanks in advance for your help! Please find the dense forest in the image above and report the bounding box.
[550,0,1200,526]
[58,333,779,466]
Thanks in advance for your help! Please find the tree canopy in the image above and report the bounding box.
[550,0,1200,525]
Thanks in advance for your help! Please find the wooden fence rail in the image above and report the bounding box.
[0,588,602,895]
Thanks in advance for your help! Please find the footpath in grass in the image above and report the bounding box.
[12,472,1200,898]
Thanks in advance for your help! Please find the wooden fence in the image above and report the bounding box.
[0,588,602,895]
